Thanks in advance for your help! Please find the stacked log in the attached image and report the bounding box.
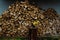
[0,1,60,37]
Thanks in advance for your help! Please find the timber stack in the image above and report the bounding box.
[0,0,60,37]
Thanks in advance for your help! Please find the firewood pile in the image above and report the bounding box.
[0,0,60,37]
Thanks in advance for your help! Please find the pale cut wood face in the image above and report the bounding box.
[0,0,60,38]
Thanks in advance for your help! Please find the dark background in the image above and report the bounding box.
[0,0,60,14]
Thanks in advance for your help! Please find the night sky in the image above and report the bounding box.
[0,0,60,14]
